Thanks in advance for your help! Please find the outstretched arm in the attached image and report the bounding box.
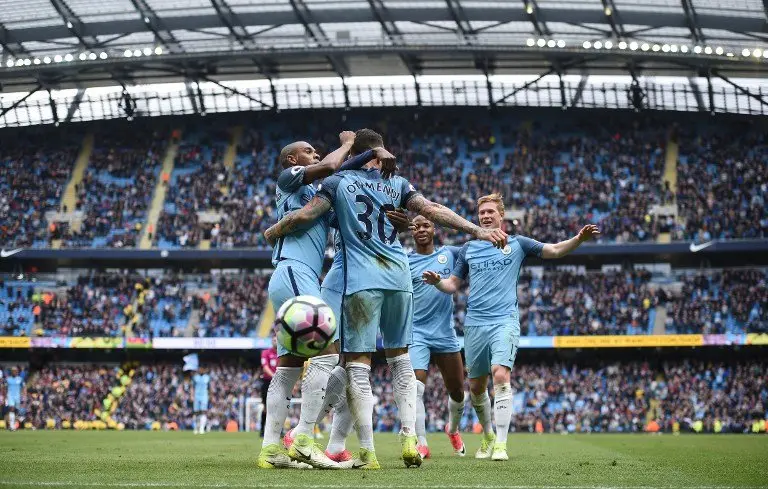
[541,224,600,259]
[422,272,462,294]
[264,196,331,246]
[405,194,507,248]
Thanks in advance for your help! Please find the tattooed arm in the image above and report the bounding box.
[404,194,507,248]
[264,196,331,246]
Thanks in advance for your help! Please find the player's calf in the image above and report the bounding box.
[491,366,513,457]
[293,353,338,438]
[415,378,429,449]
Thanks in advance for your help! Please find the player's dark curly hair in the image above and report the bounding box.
[350,128,384,155]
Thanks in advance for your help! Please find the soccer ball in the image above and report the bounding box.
[275,295,337,357]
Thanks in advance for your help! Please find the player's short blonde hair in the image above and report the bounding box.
[477,193,505,215]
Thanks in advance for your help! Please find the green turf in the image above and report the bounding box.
[0,431,766,489]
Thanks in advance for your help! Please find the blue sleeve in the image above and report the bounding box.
[277,166,306,193]
[445,245,463,266]
[517,235,545,257]
[317,174,342,206]
[338,150,374,172]
[451,242,470,280]
[400,178,420,208]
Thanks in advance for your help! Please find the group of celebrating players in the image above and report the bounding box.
[257,128,599,470]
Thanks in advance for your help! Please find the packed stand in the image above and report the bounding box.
[6,359,766,434]
[5,110,768,248]
[447,269,656,337]
[33,273,207,338]
[60,129,167,248]
[21,365,118,429]
[517,269,656,336]
[505,117,668,243]
[194,274,271,337]
[150,109,674,249]
[18,272,266,338]
[115,364,260,431]
[504,361,767,434]
[667,269,768,334]
[0,131,78,248]
[416,360,767,435]
[154,134,229,248]
[675,124,768,242]
[8,266,768,339]
[155,127,285,249]
[0,279,37,336]
[386,111,669,244]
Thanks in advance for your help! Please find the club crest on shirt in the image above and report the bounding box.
[437,254,448,264]
[502,245,512,255]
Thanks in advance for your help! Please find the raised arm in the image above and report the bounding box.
[264,196,331,246]
[422,272,462,294]
[541,224,600,259]
[300,131,356,183]
[405,194,507,248]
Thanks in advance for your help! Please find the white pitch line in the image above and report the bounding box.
[1,483,766,489]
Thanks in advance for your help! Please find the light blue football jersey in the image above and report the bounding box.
[193,373,210,397]
[409,245,462,341]
[322,229,344,293]
[271,165,330,277]
[452,235,544,326]
[318,169,419,294]
[6,376,22,398]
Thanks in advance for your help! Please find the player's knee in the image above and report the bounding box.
[491,365,511,385]
[344,352,372,366]
[278,353,306,368]
[469,378,487,396]
[385,347,408,358]
[448,388,464,403]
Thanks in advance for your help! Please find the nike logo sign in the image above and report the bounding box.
[0,248,22,258]
[689,241,714,253]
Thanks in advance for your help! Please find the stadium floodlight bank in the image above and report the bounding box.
[1,75,768,128]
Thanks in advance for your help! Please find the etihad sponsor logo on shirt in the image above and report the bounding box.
[470,258,514,272]
[345,180,400,200]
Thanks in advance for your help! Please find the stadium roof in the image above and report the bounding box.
[1,0,767,91]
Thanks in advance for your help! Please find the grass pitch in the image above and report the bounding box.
[0,431,766,489]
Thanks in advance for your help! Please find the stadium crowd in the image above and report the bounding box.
[68,130,166,248]
[0,132,78,248]
[515,269,656,337]
[2,272,273,338]
[667,269,768,334]
[1,110,765,250]
[115,364,260,431]
[2,266,765,338]
[6,365,118,429]
[4,360,765,434]
[675,125,768,242]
